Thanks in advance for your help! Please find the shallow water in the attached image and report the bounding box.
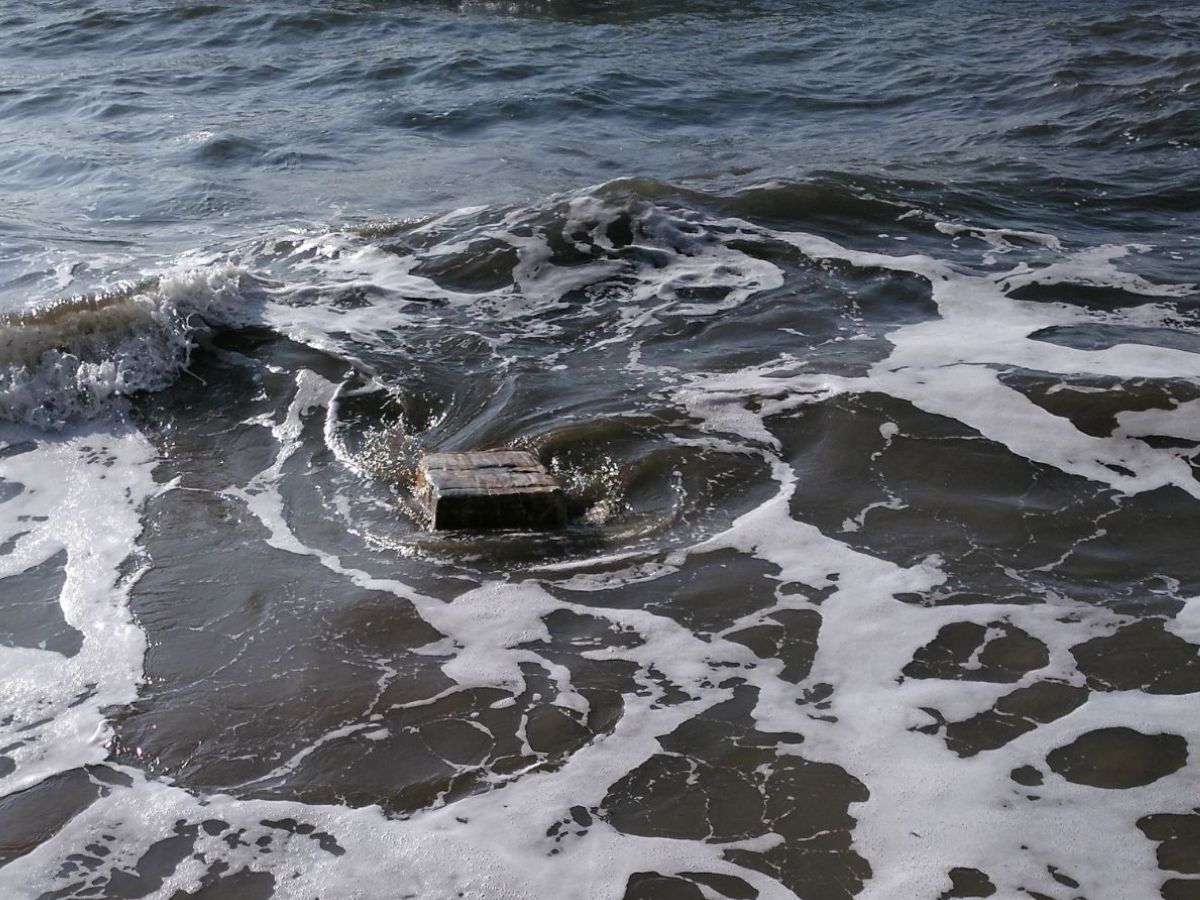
[2,3,1200,899]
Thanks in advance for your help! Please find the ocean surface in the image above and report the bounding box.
[2,2,1199,898]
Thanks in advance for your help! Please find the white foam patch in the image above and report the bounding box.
[935,220,1064,252]
[0,762,797,900]
[1168,595,1200,643]
[1117,398,1200,442]
[265,194,784,358]
[0,425,159,795]
[678,227,1200,498]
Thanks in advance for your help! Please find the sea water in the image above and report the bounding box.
[1,3,1199,898]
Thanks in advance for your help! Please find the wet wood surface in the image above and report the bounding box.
[416,451,567,531]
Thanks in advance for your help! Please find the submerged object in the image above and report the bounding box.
[415,451,567,531]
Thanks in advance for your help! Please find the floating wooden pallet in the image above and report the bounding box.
[415,450,567,531]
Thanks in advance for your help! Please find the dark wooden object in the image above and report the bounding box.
[415,451,567,531]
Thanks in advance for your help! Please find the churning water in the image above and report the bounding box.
[1,2,1199,898]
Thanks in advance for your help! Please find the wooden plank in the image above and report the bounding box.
[415,451,567,531]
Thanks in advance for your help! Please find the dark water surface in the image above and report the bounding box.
[2,0,1197,301]
[1,2,1199,899]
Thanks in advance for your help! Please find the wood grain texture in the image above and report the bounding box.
[416,451,567,531]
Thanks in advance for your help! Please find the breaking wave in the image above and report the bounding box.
[0,264,257,428]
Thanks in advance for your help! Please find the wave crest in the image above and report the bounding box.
[0,263,255,428]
